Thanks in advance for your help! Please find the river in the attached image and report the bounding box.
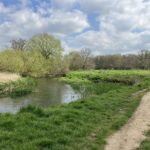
[0,79,81,113]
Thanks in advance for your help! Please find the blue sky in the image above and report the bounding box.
[0,0,150,54]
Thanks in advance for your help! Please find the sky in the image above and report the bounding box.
[0,0,150,55]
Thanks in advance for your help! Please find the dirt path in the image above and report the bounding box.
[0,72,20,83]
[105,92,150,150]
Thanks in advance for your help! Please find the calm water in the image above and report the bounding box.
[0,79,81,113]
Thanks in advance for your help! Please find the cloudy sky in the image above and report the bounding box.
[0,0,150,54]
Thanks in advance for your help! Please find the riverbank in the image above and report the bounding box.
[0,70,149,149]
[0,82,139,149]
[0,72,36,97]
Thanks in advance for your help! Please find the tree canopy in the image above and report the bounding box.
[27,33,63,59]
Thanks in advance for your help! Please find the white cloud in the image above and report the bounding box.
[0,2,89,50]
[78,0,117,14]
[0,2,7,13]
[46,10,89,34]
[66,0,150,54]
[0,0,149,54]
[51,0,76,10]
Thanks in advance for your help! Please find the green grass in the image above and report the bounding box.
[0,77,36,97]
[138,138,150,150]
[137,131,150,150]
[0,70,150,150]
[0,86,140,150]
[61,70,150,86]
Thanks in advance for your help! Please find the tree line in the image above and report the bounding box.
[94,50,150,70]
[67,49,150,70]
[0,32,149,77]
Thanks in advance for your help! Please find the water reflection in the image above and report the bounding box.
[0,79,81,113]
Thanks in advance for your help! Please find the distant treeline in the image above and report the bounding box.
[0,32,149,77]
[94,50,150,70]
[68,49,150,70]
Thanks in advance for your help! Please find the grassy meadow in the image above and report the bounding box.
[0,70,150,149]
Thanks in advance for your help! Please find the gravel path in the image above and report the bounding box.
[105,92,150,150]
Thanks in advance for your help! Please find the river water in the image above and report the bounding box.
[0,79,81,113]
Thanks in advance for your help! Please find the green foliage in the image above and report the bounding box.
[0,49,68,77]
[0,50,24,73]
[27,33,63,59]
[0,33,68,77]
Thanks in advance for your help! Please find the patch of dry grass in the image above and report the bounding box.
[0,72,20,83]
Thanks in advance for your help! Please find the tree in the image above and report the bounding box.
[68,48,94,70]
[27,33,63,59]
[138,50,150,69]
[11,38,26,51]
[80,48,93,69]
[68,51,82,70]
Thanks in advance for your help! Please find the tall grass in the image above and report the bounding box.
[0,77,36,97]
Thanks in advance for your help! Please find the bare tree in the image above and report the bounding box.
[138,50,150,69]
[67,48,94,70]
[11,38,26,51]
[94,50,150,70]
[80,48,94,69]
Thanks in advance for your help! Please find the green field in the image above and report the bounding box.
[0,70,150,149]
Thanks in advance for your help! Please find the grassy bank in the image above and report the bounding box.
[0,87,141,150]
[0,77,36,97]
[0,70,150,149]
[61,70,150,88]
